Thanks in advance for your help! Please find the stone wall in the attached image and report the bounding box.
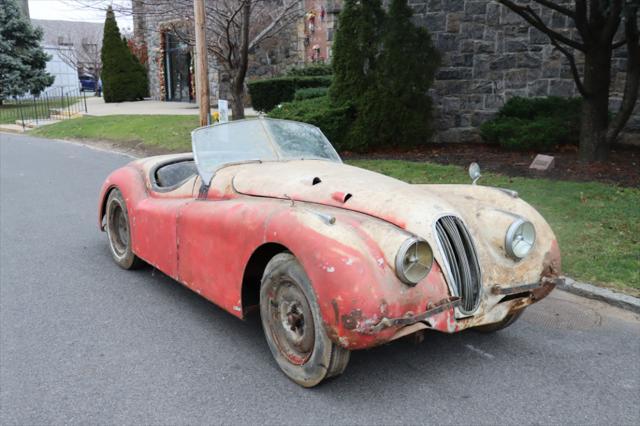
[133,0,302,104]
[409,0,640,142]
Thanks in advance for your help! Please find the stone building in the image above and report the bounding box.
[133,0,639,139]
[300,0,341,63]
[132,0,303,104]
[409,0,639,142]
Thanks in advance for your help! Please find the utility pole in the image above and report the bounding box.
[194,0,210,126]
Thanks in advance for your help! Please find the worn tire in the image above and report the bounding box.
[260,253,350,387]
[474,309,524,333]
[105,189,143,270]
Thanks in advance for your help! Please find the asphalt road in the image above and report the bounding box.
[1,133,639,425]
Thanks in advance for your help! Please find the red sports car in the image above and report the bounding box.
[99,118,562,387]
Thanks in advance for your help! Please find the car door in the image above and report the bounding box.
[130,161,199,280]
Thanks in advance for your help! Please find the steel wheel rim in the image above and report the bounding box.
[108,203,129,256]
[267,280,315,365]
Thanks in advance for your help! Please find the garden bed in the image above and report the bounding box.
[343,142,640,188]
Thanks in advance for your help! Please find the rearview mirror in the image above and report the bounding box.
[468,162,481,185]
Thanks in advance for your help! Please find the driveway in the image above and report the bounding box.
[1,133,638,425]
[84,96,257,117]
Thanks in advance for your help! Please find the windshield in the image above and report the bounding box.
[191,118,341,183]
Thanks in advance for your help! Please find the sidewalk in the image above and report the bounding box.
[84,96,257,117]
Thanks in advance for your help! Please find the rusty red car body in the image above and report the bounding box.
[98,118,561,385]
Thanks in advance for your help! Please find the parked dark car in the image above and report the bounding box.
[79,76,96,92]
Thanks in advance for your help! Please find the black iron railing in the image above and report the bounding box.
[0,88,88,130]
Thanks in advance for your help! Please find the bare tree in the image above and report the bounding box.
[203,0,302,119]
[162,0,302,119]
[56,28,103,82]
[497,0,639,162]
[77,0,302,119]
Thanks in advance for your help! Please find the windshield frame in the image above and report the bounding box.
[191,117,342,184]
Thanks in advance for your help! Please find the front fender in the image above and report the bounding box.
[97,165,147,230]
[262,204,454,350]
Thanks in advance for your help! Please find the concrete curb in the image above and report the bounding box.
[558,277,640,314]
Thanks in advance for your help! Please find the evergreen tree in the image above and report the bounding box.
[101,7,146,102]
[0,0,54,102]
[124,37,149,99]
[364,0,441,147]
[329,0,439,149]
[329,0,385,105]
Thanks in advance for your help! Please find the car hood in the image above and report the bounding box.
[231,160,457,228]
[231,160,558,287]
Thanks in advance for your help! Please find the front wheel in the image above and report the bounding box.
[474,309,524,333]
[260,253,350,387]
[105,189,143,270]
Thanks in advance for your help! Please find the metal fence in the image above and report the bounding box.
[0,88,88,130]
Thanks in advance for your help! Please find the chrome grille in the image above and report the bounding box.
[435,216,482,313]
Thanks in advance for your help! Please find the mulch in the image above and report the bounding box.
[342,143,640,188]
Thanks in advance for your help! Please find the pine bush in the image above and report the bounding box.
[101,7,147,102]
[0,0,53,100]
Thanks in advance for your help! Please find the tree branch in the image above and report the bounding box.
[249,0,301,50]
[612,38,627,49]
[607,6,640,144]
[574,0,589,42]
[602,0,624,44]
[531,0,575,18]
[497,0,585,51]
[551,39,588,97]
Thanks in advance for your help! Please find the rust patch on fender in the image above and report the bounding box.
[341,309,363,330]
[331,299,340,326]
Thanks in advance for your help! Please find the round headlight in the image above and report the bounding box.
[505,218,536,259]
[395,237,433,285]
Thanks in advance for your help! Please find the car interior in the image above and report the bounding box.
[154,160,198,188]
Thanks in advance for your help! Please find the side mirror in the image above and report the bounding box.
[468,162,481,185]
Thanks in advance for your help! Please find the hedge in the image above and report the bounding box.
[268,95,355,150]
[480,96,582,150]
[294,87,329,101]
[248,75,333,112]
[286,64,332,77]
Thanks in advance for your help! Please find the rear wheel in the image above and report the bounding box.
[105,189,143,270]
[260,253,350,387]
[474,310,524,333]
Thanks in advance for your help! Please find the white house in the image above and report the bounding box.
[42,45,80,94]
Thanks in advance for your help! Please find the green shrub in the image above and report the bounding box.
[248,75,333,112]
[480,96,582,150]
[268,96,355,150]
[287,64,332,77]
[329,0,439,150]
[481,116,573,150]
[294,87,329,101]
[499,96,582,121]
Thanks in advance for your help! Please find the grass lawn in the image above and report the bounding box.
[30,115,640,294]
[1,97,81,124]
[32,115,198,152]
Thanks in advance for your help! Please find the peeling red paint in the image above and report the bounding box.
[98,155,560,352]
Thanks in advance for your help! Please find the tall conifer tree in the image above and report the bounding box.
[329,0,385,105]
[0,0,53,102]
[101,6,147,102]
[369,0,440,146]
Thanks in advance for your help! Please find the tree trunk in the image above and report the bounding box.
[230,82,245,120]
[606,10,640,146]
[579,44,613,161]
[229,0,251,121]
